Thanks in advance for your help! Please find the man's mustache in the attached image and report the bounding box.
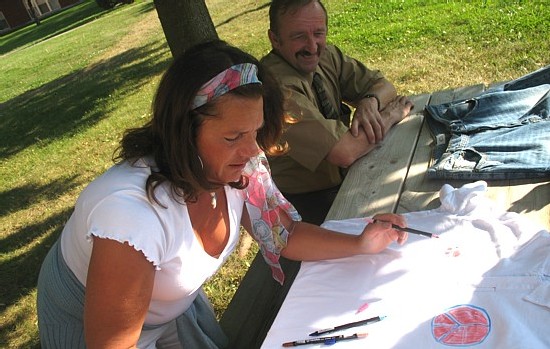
[296,49,319,57]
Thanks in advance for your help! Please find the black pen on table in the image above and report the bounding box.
[283,332,367,347]
[367,218,439,239]
[309,315,386,336]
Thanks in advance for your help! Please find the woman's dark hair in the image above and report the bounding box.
[115,40,287,205]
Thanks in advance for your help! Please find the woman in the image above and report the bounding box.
[37,40,407,348]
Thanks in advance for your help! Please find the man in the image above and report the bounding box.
[262,0,414,224]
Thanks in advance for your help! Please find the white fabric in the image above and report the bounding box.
[60,158,243,325]
[261,181,550,348]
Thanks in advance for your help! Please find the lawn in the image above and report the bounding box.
[0,0,548,347]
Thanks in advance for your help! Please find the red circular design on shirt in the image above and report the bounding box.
[431,304,491,346]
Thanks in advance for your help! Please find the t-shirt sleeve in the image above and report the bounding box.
[87,191,166,269]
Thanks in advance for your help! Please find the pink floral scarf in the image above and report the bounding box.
[243,152,301,285]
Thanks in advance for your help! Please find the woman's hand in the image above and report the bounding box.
[358,213,408,254]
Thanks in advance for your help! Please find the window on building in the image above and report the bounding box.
[35,0,52,15]
[50,0,61,11]
[0,12,9,32]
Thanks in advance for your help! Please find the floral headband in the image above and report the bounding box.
[191,63,262,109]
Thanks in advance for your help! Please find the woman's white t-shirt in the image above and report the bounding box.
[60,158,243,325]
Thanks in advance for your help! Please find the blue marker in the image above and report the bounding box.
[282,333,368,347]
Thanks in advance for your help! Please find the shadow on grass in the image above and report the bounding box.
[215,1,269,28]
[0,39,170,159]
[0,213,62,349]
[0,205,71,312]
[0,27,168,348]
[0,138,95,348]
[0,1,156,56]
[0,175,81,253]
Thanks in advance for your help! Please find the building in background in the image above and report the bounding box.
[0,0,82,34]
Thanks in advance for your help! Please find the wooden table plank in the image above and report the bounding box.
[397,84,488,214]
[397,120,469,213]
[428,83,486,105]
[325,93,431,221]
[484,179,550,230]
[325,112,424,220]
[398,119,550,232]
[408,93,432,115]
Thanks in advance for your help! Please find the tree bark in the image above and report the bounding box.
[153,0,218,58]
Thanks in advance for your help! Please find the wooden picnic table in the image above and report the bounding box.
[220,84,550,348]
[327,84,549,228]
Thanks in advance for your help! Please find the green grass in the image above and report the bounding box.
[0,0,548,347]
[0,0,106,55]
[324,0,549,93]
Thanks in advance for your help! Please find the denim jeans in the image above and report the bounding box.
[425,65,550,180]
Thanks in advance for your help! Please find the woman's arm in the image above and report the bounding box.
[241,195,406,261]
[280,213,407,261]
[84,237,155,349]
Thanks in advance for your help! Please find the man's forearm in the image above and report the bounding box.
[326,130,375,168]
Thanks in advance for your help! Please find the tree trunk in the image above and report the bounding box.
[153,0,218,58]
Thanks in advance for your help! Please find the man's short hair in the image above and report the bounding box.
[269,0,328,35]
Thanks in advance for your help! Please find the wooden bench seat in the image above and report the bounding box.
[219,255,300,349]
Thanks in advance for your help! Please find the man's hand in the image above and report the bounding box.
[351,95,414,144]
[350,96,384,143]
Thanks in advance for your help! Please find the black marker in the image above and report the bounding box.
[391,224,439,238]
[368,218,439,238]
[309,315,386,336]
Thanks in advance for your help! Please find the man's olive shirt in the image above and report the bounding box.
[261,45,385,194]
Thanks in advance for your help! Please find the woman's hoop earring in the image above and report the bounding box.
[198,155,204,169]
[198,155,217,209]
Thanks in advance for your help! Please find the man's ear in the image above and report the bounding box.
[268,29,280,49]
